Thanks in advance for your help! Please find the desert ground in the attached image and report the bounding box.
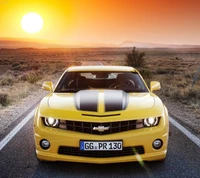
[0,47,200,137]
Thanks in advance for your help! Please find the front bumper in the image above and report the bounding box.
[34,125,168,164]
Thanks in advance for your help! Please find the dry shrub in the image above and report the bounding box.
[52,69,60,74]
[20,71,43,83]
[125,47,146,67]
[176,79,188,88]
[28,63,41,70]
[55,62,66,70]
[0,92,10,106]
[12,62,41,71]
[189,99,200,112]
[155,68,169,75]
[161,85,181,98]
[11,62,20,69]
[186,87,200,99]
[0,77,14,86]
[42,64,51,72]
[139,69,153,79]
[184,73,193,79]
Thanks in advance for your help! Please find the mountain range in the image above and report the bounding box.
[0,37,200,49]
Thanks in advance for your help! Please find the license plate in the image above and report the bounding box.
[80,141,123,151]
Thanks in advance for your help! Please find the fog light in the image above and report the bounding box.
[152,139,163,149]
[40,139,50,150]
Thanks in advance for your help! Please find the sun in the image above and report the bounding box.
[21,12,43,34]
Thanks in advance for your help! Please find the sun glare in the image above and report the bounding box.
[21,12,43,34]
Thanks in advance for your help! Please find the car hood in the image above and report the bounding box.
[47,90,155,111]
[39,90,163,121]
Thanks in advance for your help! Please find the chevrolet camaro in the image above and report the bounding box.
[34,66,169,164]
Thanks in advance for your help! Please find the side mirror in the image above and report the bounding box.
[42,81,54,92]
[150,81,161,92]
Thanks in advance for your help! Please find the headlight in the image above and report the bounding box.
[44,117,59,127]
[144,117,159,127]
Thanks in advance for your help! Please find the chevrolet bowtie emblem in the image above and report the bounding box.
[93,126,110,132]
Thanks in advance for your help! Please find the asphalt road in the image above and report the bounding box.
[0,114,200,178]
[1,62,200,177]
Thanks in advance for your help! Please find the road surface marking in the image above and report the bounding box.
[169,116,200,147]
[0,109,35,151]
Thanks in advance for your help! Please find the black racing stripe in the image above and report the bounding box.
[75,90,98,111]
[105,90,128,112]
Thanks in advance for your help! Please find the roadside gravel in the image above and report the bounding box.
[0,74,59,136]
[161,95,200,138]
[0,89,47,136]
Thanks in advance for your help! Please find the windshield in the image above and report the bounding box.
[54,71,148,93]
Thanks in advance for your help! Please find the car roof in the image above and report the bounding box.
[67,66,137,72]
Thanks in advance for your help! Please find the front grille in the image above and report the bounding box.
[58,146,145,158]
[59,120,137,135]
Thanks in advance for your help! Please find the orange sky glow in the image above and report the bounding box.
[0,0,200,45]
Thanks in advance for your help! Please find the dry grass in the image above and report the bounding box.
[137,48,200,114]
[0,48,200,114]
[0,48,80,108]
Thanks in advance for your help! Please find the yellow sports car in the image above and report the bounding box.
[34,66,169,164]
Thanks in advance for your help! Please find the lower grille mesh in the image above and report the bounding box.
[58,146,145,158]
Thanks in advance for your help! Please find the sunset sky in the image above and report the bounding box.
[0,0,200,45]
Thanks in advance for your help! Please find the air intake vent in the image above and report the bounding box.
[58,146,145,157]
